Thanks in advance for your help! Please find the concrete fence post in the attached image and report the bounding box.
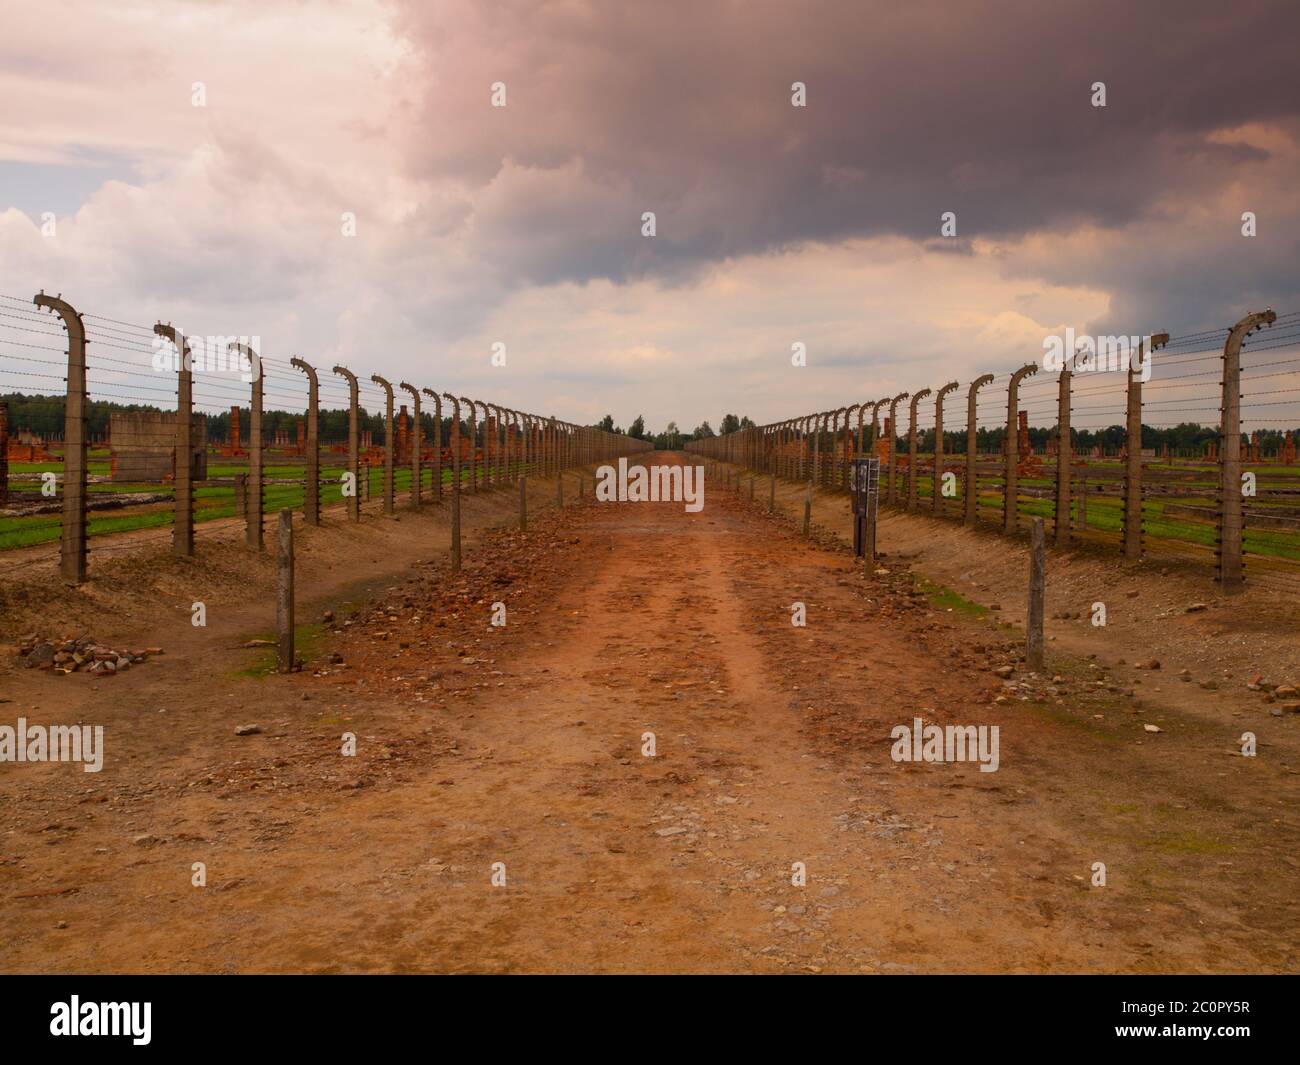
[886,393,908,504]
[1219,310,1276,592]
[1005,364,1038,535]
[371,374,395,515]
[232,343,263,549]
[965,375,994,526]
[1055,364,1072,546]
[36,294,88,581]
[1123,333,1169,559]
[333,365,360,521]
[482,406,494,488]
[290,358,321,525]
[276,508,294,674]
[495,404,508,486]
[443,393,463,570]
[152,321,194,559]
[1027,517,1045,671]
[400,382,422,509]
[422,388,442,503]
[461,397,478,493]
[0,401,8,506]
[520,473,528,530]
[933,382,959,517]
[907,388,931,511]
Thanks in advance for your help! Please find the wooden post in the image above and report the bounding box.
[519,474,528,530]
[37,295,88,580]
[1027,516,1045,671]
[276,508,294,674]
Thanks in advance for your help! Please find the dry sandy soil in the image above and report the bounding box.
[1,455,1296,973]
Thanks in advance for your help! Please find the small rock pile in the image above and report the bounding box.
[15,634,162,676]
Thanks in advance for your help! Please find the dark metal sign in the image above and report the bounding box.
[850,457,880,558]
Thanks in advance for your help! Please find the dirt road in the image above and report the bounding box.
[2,460,1297,973]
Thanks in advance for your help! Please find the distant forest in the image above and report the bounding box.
[5,392,1298,453]
[5,392,496,446]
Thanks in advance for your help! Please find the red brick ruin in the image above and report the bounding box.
[221,405,246,457]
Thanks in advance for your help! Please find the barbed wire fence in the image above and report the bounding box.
[0,292,649,581]
[690,309,1300,596]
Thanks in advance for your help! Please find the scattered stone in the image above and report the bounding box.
[993,665,1014,678]
[234,724,262,736]
[1143,724,1163,733]
[1186,603,1208,613]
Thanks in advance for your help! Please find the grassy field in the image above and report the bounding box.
[1,448,527,550]
[7,450,1300,563]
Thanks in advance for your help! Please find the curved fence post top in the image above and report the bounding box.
[1010,362,1039,385]
[152,320,188,351]
[290,356,318,382]
[936,380,960,399]
[909,388,932,415]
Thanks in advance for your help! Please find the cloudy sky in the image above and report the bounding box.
[2,0,1298,432]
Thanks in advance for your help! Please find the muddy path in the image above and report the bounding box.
[1,459,1296,973]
